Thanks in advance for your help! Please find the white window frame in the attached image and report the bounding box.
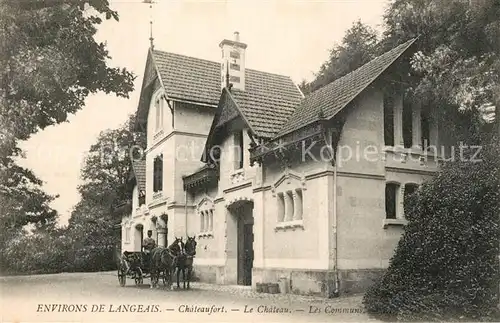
[151,89,173,141]
[197,198,214,238]
[275,188,304,231]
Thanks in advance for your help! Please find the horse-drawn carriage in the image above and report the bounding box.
[117,236,197,289]
[117,251,169,287]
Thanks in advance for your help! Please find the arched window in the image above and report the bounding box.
[198,198,214,237]
[151,90,174,135]
[154,95,163,132]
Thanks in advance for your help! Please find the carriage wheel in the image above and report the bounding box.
[117,268,126,287]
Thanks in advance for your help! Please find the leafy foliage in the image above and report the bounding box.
[0,116,143,274]
[363,141,500,321]
[382,0,500,135]
[301,0,499,137]
[299,21,380,95]
[1,0,134,154]
[0,0,135,274]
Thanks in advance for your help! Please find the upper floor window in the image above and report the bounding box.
[154,97,163,132]
[421,107,431,149]
[153,155,163,193]
[384,92,395,147]
[402,99,413,148]
[234,131,244,170]
[138,190,146,206]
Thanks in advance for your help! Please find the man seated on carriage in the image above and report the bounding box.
[142,230,156,269]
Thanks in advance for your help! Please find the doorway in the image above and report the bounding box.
[134,224,143,252]
[236,202,254,286]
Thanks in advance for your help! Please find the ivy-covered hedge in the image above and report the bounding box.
[363,142,500,321]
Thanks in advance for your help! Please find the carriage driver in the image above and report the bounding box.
[143,230,156,253]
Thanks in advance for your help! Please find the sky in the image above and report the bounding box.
[17,0,388,226]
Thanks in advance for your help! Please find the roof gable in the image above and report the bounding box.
[276,38,417,137]
[135,49,162,131]
[201,89,254,162]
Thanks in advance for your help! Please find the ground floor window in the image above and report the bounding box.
[385,183,399,219]
[277,188,304,223]
[198,199,214,237]
[385,182,420,220]
[199,210,213,233]
[403,183,419,215]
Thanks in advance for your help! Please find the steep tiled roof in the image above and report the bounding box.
[230,72,303,138]
[131,159,146,192]
[152,51,221,106]
[276,38,417,137]
[151,50,303,138]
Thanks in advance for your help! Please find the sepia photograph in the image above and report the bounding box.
[1,0,499,322]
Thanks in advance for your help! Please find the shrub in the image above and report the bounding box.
[363,141,500,321]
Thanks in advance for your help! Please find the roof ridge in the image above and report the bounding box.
[303,38,416,100]
[152,49,219,65]
[152,49,296,81]
[275,38,417,138]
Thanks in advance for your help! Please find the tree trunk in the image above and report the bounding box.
[496,105,500,139]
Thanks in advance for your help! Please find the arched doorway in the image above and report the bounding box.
[134,224,144,252]
[227,199,254,286]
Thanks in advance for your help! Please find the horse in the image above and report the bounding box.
[175,235,197,289]
[149,238,183,289]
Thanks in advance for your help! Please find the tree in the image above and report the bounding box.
[0,0,135,272]
[1,0,134,156]
[363,141,500,320]
[65,115,145,271]
[382,0,500,138]
[75,114,145,213]
[0,0,135,233]
[299,21,380,95]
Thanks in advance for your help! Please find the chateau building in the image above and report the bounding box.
[121,32,453,296]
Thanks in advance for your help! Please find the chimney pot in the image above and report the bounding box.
[234,31,240,42]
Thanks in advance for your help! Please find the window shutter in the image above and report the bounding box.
[153,158,157,192]
[158,154,163,191]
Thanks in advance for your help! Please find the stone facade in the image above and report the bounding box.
[121,35,452,297]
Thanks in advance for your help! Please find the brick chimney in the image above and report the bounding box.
[220,31,247,91]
